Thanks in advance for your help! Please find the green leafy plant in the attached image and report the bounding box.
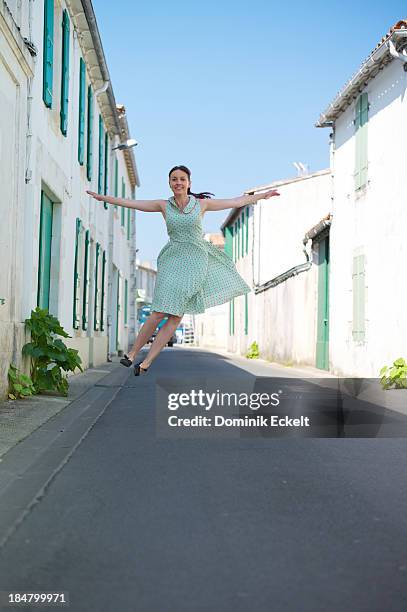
[380,358,407,390]
[22,307,83,396]
[8,364,36,400]
[246,341,260,359]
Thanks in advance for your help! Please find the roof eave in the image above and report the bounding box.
[316,30,407,127]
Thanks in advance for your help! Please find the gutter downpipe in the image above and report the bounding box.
[253,217,332,296]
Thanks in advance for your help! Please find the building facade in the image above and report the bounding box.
[220,171,331,367]
[0,0,139,398]
[316,20,407,376]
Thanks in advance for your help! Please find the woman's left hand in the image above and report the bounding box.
[262,189,280,199]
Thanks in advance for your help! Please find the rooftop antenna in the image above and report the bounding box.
[293,162,309,177]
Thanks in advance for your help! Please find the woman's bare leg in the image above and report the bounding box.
[140,314,182,369]
[127,311,166,361]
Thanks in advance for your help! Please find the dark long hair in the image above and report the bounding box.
[168,165,214,199]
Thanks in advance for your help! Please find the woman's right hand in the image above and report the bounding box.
[86,190,105,202]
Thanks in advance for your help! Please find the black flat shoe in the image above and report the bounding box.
[134,362,149,376]
[120,354,132,367]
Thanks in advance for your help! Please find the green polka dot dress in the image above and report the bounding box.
[150,195,251,316]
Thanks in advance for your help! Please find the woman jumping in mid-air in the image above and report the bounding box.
[87,165,279,375]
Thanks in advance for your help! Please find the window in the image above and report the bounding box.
[352,253,366,341]
[78,58,86,164]
[43,0,54,108]
[60,9,70,135]
[86,86,93,181]
[355,93,368,190]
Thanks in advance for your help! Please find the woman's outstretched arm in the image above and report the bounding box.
[86,190,166,212]
[202,189,280,212]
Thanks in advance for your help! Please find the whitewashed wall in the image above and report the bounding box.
[230,171,331,366]
[329,59,407,376]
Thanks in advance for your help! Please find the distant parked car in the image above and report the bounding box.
[147,317,177,346]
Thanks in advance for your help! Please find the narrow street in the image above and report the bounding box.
[0,347,406,611]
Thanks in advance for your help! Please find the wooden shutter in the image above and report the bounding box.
[37,192,53,310]
[246,207,249,254]
[114,157,118,211]
[73,218,82,328]
[352,253,366,341]
[121,178,126,226]
[100,250,106,331]
[82,229,90,329]
[94,242,100,330]
[104,131,109,209]
[124,279,128,325]
[86,86,93,181]
[42,0,54,108]
[98,115,104,195]
[127,209,131,240]
[224,225,233,258]
[78,58,86,164]
[355,93,368,190]
[244,293,248,335]
[60,9,70,135]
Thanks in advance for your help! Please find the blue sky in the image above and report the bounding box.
[93,0,406,264]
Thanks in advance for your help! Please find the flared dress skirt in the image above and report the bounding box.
[150,196,251,316]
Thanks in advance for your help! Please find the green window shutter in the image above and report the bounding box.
[127,208,131,240]
[114,158,118,210]
[42,0,54,108]
[104,131,109,210]
[86,86,93,181]
[246,207,249,254]
[78,58,86,164]
[241,213,244,257]
[100,250,106,331]
[352,253,366,341]
[355,93,368,190]
[98,115,104,195]
[230,299,235,335]
[73,218,82,328]
[60,9,70,135]
[124,279,128,325]
[121,178,126,226]
[224,225,233,258]
[94,242,100,331]
[237,217,241,259]
[37,191,53,310]
[234,222,238,262]
[244,293,248,335]
[82,229,90,330]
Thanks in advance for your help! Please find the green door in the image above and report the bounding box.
[316,235,330,370]
[37,191,53,310]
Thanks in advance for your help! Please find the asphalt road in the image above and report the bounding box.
[0,347,406,612]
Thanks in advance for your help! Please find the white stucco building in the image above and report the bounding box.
[0,0,140,398]
[316,19,407,376]
[220,170,331,368]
